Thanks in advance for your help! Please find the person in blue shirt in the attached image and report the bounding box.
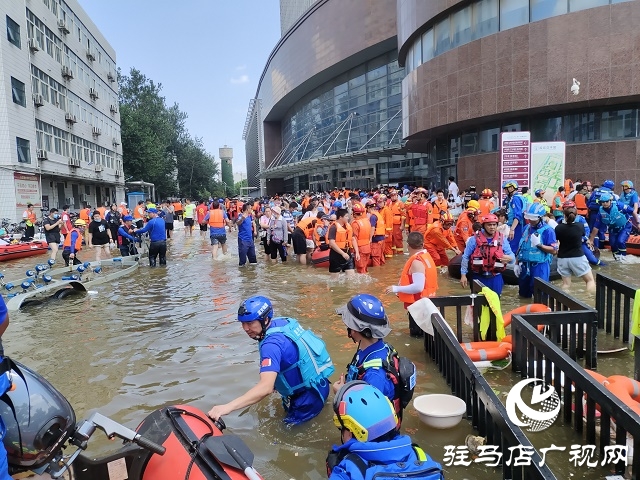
[460,213,514,296]
[332,295,402,419]
[620,180,640,227]
[134,208,166,266]
[117,215,138,257]
[208,296,331,425]
[503,180,526,252]
[235,203,257,266]
[0,297,12,480]
[589,192,633,260]
[326,382,442,480]
[514,203,558,298]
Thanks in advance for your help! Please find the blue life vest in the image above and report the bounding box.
[262,317,334,397]
[587,188,601,211]
[518,224,552,264]
[507,194,525,225]
[599,203,629,230]
[620,189,638,208]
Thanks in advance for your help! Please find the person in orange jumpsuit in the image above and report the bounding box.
[388,190,405,254]
[453,206,479,251]
[366,199,386,267]
[350,203,372,273]
[423,212,461,266]
[432,189,449,222]
[478,189,493,217]
[406,188,432,236]
[378,195,394,258]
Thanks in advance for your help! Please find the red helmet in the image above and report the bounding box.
[481,214,499,224]
[481,188,492,198]
[440,212,454,223]
[562,200,576,209]
[352,203,365,214]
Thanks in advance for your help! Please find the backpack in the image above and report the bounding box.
[330,448,444,480]
[263,317,335,397]
[351,343,416,413]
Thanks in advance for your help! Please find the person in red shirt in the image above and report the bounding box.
[196,200,208,237]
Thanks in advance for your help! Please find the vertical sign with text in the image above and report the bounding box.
[500,131,531,192]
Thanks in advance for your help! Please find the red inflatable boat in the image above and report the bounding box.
[311,246,329,268]
[0,240,48,261]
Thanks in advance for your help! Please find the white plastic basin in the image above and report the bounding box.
[413,394,467,429]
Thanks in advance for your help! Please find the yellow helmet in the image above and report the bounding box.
[467,200,480,210]
[74,219,87,226]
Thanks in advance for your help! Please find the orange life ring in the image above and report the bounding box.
[503,304,550,332]
[461,341,512,361]
[606,376,640,416]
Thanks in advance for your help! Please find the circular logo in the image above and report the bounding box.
[505,378,561,432]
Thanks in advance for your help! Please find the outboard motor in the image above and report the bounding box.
[1,361,75,472]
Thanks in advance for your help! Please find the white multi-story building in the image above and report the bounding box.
[1,0,123,223]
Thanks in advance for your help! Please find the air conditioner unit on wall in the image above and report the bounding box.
[86,49,96,61]
[57,20,70,35]
[107,72,115,82]
[89,88,99,99]
[28,38,39,52]
[65,197,74,205]
[110,104,118,114]
[68,158,81,168]
[94,164,104,173]
[61,66,74,80]
[65,112,77,124]
[37,149,48,160]
[33,94,45,107]
[92,127,101,136]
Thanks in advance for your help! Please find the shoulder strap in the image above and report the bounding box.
[343,452,369,478]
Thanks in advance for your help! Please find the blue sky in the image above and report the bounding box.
[77,0,281,180]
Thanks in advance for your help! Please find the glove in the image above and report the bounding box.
[513,264,522,277]
[530,233,541,248]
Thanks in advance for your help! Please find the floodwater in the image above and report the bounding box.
[1,229,638,480]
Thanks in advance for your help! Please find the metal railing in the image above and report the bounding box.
[595,272,638,343]
[427,310,557,479]
[511,315,640,477]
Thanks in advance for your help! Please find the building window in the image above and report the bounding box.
[500,0,529,30]
[452,6,473,48]
[569,0,608,11]
[530,0,568,22]
[421,29,434,63]
[6,15,20,48]
[473,0,499,40]
[434,17,451,56]
[11,77,26,107]
[17,138,31,164]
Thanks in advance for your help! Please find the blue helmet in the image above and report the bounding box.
[524,202,546,220]
[333,201,343,209]
[238,296,273,323]
[535,189,545,197]
[333,381,397,442]
[599,192,613,202]
[603,180,615,190]
[502,180,519,190]
[621,180,634,189]
[336,294,390,339]
[359,192,366,198]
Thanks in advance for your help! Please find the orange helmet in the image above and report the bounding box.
[440,212,454,223]
[352,203,365,214]
[481,189,492,198]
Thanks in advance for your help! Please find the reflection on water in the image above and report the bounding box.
[1,237,637,479]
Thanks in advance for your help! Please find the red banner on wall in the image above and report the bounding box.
[14,173,42,207]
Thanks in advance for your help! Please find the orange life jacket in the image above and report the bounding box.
[352,217,371,247]
[552,192,565,214]
[296,216,316,238]
[118,206,129,216]
[236,201,244,213]
[371,211,385,236]
[470,231,507,275]
[390,201,405,225]
[397,250,438,306]
[172,202,182,213]
[62,228,83,251]
[207,209,225,228]
[564,179,574,193]
[432,199,448,220]
[333,222,352,250]
[79,209,90,221]
[133,206,144,219]
[575,193,588,216]
[96,207,106,219]
[478,199,493,216]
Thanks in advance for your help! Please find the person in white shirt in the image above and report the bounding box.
[448,176,459,199]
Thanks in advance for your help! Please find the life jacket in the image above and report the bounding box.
[172,202,182,213]
[133,206,144,219]
[390,201,405,225]
[564,179,574,193]
[405,202,415,228]
[333,222,352,250]
[599,203,629,230]
[432,199,448,220]
[478,199,493,216]
[574,193,589,215]
[296,216,316,238]
[236,201,244,213]
[79,209,90,221]
[24,210,36,227]
[62,228,82,251]
[118,206,129,216]
[412,202,431,226]
[96,207,106,219]
[352,218,371,247]
[346,343,416,417]
[397,250,438,305]
[262,317,334,398]
[518,224,553,264]
[371,211,385,236]
[620,190,638,208]
[118,225,134,247]
[552,193,565,215]
[507,194,525,224]
[588,187,613,211]
[470,231,507,275]
[207,209,225,228]
[533,197,550,213]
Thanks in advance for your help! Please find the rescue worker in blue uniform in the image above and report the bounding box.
[557,201,602,266]
[503,180,526,252]
[514,203,558,298]
[0,296,12,480]
[460,213,514,296]
[208,296,332,425]
[326,381,443,480]
[587,180,615,246]
[332,295,414,423]
[620,180,640,227]
[589,192,633,260]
